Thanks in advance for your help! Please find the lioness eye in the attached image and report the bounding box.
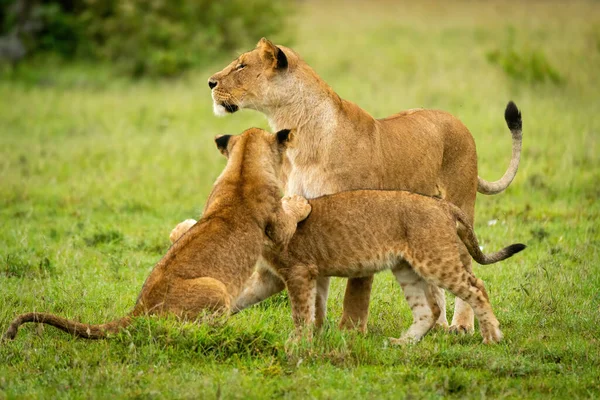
[235,63,246,71]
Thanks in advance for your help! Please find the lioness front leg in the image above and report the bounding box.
[314,276,330,329]
[169,219,197,243]
[339,276,374,333]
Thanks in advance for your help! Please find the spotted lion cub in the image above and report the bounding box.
[260,190,525,344]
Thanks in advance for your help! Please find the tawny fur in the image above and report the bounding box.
[204,38,523,333]
[2,128,310,341]
[260,190,526,344]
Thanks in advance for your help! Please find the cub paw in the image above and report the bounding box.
[282,195,311,222]
[448,324,475,335]
[481,323,503,344]
[169,219,197,243]
[389,336,418,346]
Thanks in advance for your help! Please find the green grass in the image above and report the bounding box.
[1,0,600,398]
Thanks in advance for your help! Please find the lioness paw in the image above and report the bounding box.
[169,219,197,243]
[282,195,311,221]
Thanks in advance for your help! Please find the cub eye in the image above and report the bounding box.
[235,63,246,71]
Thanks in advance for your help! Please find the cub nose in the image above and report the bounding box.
[208,80,217,89]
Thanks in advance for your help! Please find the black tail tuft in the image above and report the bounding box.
[506,243,526,256]
[504,101,522,131]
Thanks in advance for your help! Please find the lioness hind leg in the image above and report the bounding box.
[430,285,448,329]
[391,263,440,344]
[410,253,503,344]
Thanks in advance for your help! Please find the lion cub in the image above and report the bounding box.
[261,190,525,344]
[3,128,310,341]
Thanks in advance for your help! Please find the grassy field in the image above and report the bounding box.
[1,0,600,398]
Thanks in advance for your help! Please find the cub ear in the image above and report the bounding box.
[214,134,232,157]
[257,37,288,70]
[276,129,294,146]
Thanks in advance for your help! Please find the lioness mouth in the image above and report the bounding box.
[222,102,239,113]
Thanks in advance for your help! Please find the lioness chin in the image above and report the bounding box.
[204,37,523,334]
[3,128,310,341]
[261,190,526,344]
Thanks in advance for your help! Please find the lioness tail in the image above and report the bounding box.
[477,101,523,195]
[2,312,132,341]
[447,204,526,265]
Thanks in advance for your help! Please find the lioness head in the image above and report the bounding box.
[208,38,294,116]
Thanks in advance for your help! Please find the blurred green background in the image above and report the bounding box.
[0,0,292,76]
[1,0,599,398]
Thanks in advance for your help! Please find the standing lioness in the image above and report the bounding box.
[3,128,310,340]
[262,190,526,344]
[204,38,523,333]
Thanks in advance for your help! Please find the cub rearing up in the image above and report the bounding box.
[3,128,310,341]
[261,190,526,344]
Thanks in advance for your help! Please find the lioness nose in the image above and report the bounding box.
[208,80,217,89]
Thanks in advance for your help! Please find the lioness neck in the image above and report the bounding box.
[266,66,375,158]
[266,65,342,133]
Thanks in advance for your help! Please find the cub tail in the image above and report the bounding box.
[2,312,132,341]
[448,204,526,265]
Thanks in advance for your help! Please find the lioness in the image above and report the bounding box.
[262,190,526,344]
[2,128,311,340]
[204,38,523,333]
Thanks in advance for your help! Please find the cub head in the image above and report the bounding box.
[214,128,294,175]
[208,38,294,116]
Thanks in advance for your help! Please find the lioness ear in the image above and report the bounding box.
[257,37,288,70]
[276,129,294,147]
[215,135,232,157]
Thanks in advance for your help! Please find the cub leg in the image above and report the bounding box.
[267,195,311,247]
[450,274,501,344]
[450,234,475,334]
[233,195,310,313]
[339,276,373,333]
[164,277,231,318]
[282,264,318,335]
[169,219,197,243]
[314,276,330,329]
[410,252,502,344]
[232,262,285,313]
[390,263,441,344]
